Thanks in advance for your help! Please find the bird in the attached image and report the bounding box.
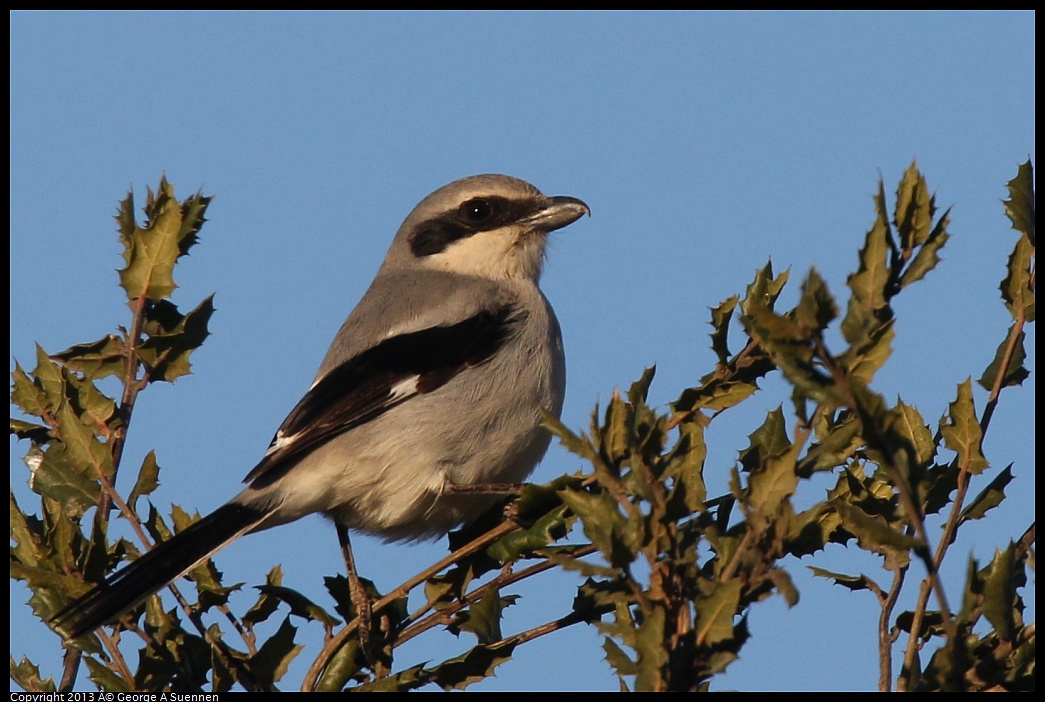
[53,174,590,639]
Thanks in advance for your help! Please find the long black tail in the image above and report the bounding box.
[53,503,268,639]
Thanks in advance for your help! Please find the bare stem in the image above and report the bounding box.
[302,519,520,691]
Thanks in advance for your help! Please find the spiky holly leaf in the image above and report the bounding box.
[940,379,989,475]
[709,295,739,365]
[1002,236,1036,325]
[793,268,838,333]
[957,465,1014,529]
[808,566,881,593]
[695,580,741,647]
[50,335,127,381]
[9,656,56,693]
[899,206,950,289]
[10,347,65,422]
[425,640,518,691]
[136,296,215,383]
[842,179,893,345]
[1002,159,1034,245]
[116,178,212,301]
[833,500,920,568]
[740,261,790,317]
[250,616,303,687]
[127,450,161,511]
[978,327,1029,391]
[894,161,935,251]
[252,585,340,627]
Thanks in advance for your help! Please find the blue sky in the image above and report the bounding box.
[10,11,1035,692]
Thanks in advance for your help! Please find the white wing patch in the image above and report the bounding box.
[264,430,295,457]
[389,375,420,401]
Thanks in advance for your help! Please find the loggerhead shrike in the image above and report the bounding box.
[54,174,589,638]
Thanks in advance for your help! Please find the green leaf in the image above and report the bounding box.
[9,418,50,443]
[743,303,844,408]
[981,545,1017,641]
[842,179,892,345]
[888,400,935,470]
[894,161,935,251]
[10,363,50,423]
[808,566,880,594]
[81,508,113,582]
[315,637,366,691]
[244,566,285,626]
[9,491,43,569]
[63,370,117,430]
[879,399,936,489]
[117,178,212,301]
[10,348,65,421]
[50,335,128,380]
[459,587,514,644]
[957,465,1014,529]
[793,268,838,332]
[627,366,656,406]
[783,502,839,556]
[541,408,597,462]
[137,295,215,383]
[767,567,800,607]
[740,261,790,316]
[797,413,861,475]
[128,450,161,511]
[322,574,359,624]
[252,585,341,627]
[602,637,638,682]
[55,401,113,481]
[1002,159,1035,245]
[695,580,741,647]
[9,656,57,693]
[32,344,66,406]
[978,327,1029,390]
[739,406,789,472]
[939,379,989,475]
[559,488,637,568]
[118,189,187,300]
[1000,235,1035,322]
[84,656,131,692]
[747,440,800,524]
[351,663,428,692]
[30,443,102,515]
[841,315,895,386]
[426,640,517,691]
[922,461,961,516]
[709,295,739,365]
[634,606,669,692]
[250,616,303,687]
[663,420,707,516]
[673,378,759,415]
[600,389,630,466]
[487,503,573,562]
[899,207,950,289]
[833,500,920,567]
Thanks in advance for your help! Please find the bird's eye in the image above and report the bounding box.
[460,198,494,224]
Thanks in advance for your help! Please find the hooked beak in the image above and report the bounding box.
[523,195,591,233]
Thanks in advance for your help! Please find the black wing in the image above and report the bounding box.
[243,305,523,485]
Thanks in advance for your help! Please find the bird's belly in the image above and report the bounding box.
[243,379,556,541]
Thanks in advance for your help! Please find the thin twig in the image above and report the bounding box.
[102,293,150,519]
[57,648,81,693]
[878,562,908,692]
[898,313,1030,689]
[302,519,520,691]
[396,544,599,646]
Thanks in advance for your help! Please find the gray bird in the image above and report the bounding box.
[54,174,589,638]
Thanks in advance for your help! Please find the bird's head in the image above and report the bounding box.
[383,174,590,282]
